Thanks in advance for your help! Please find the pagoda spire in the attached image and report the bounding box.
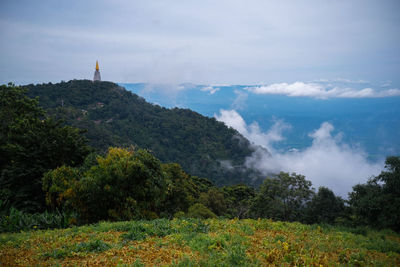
[93,60,101,81]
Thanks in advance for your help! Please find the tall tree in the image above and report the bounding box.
[0,84,90,211]
[199,187,227,216]
[161,163,198,216]
[305,186,345,224]
[251,172,314,222]
[223,184,255,218]
[349,156,400,231]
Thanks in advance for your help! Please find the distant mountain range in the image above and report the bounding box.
[24,80,265,186]
[117,82,400,196]
[121,83,400,161]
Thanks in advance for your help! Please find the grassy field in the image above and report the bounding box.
[1,218,399,266]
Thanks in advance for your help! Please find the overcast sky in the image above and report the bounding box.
[0,0,399,86]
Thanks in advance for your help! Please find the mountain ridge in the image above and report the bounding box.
[24,80,265,186]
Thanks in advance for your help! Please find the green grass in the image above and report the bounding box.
[1,218,399,266]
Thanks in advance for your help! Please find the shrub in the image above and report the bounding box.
[0,208,74,233]
[187,203,217,219]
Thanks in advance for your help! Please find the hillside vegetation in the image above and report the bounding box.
[2,83,400,233]
[1,218,399,266]
[24,80,263,187]
[2,82,400,265]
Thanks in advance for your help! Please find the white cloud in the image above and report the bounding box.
[215,109,384,197]
[201,86,220,95]
[246,82,400,99]
[215,110,290,152]
[215,110,248,137]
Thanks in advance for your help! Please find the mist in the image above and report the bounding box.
[215,109,384,197]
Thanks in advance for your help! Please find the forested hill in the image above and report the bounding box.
[24,80,264,186]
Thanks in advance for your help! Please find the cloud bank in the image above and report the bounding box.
[215,109,384,197]
[246,82,400,99]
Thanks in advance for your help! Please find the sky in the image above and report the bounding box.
[1,0,399,87]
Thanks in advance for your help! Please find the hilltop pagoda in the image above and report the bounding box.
[93,60,101,81]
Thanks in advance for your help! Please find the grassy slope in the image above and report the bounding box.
[1,219,399,266]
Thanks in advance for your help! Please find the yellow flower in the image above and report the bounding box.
[283,242,289,251]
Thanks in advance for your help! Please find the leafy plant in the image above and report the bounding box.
[121,224,149,241]
[74,239,111,253]
[41,239,111,259]
[0,208,74,233]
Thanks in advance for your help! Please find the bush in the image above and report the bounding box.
[0,208,75,233]
[187,203,217,219]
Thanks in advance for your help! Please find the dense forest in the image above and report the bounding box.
[24,80,264,187]
[1,82,399,234]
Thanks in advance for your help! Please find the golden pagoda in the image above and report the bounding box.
[93,60,101,81]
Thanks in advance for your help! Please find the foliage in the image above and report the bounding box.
[305,186,345,224]
[187,203,217,219]
[24,80,265,187]
[0,83,90,212]
[6,80,399,232]
[251,172,314,222]
[1,218,399,266]
[43,147,166,223]
[161,163,198,216]
[199,187,227,216]
[0,208,74,233]
[42,165,80,211]
[41,239,111,259]
[349,156,400,231]
[223,184,256,219]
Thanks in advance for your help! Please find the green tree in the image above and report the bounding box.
[222,184,255,219]
[0,84,90,212]
[43,147,166,223]
[349,156,400,231]
[161,163,198,216]
[199,187,227,216]
[251,172,314,222]
[305,187,345,224]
